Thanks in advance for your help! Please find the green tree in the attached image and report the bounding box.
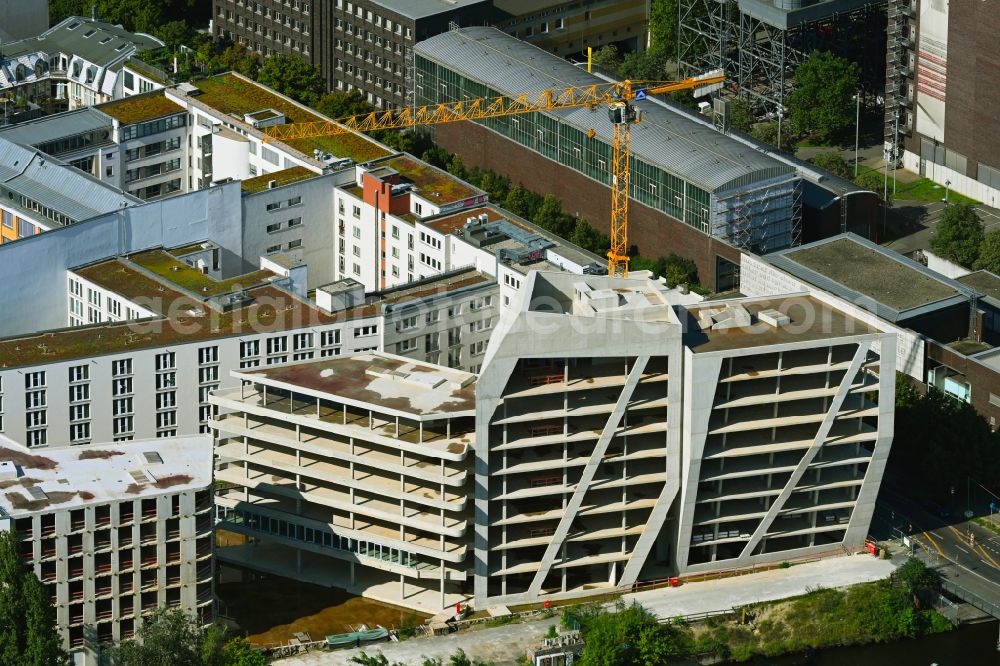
[222,637,266,666]
[0,529,66,666]
[750,120,795,153]
[316,90,373,120]
[109,609,204,666]
[929,203,984,268]
[853,169,890,205]
[503,185,542,219]
[446,154,466,179]
[421,146,450,169]
[663,253,698,288]
[789,51,860,144]
[648,0,680,63]
[973,228,1000,275]
[896,558,938,599]
[257,55,325,107]
[217,43,261,79]
[811,152,854,179]
[154,21,194,49]
[589,45,622,74]
[533,195,565,233]
[728,99,753,133]
[569,219,609,255]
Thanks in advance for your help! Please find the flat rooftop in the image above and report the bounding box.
[770,235,968,318]
[183,74,391,163]
[239,353,477,418]
[381,155,483,205]
[957,270,1000,303]
[372,0,488,19]
[97,91,185,125]
[76,249,275,300]
[241,165,321,193]
[682,295,878,353]
[0,435,212,516]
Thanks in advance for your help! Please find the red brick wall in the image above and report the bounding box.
[926,341,1000,429]
[434,122,742,291]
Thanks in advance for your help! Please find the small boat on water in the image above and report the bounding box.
[325,626,390,649]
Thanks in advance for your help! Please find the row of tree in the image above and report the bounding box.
[928,204,1000,273]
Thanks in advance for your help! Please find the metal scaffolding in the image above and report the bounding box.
[883,0,914,166]
[679,0,887,115]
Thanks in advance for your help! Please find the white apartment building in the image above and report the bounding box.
[0,16,164,113]
[0,434,214,665]
[473,271,895,607]
[0,243,499,447]
[210,352,476,611]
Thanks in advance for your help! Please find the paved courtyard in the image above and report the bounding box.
[278,554,896,666]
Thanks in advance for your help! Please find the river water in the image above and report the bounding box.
[723,620,1000,666]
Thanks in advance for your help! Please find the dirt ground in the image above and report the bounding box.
[216,562,429,647]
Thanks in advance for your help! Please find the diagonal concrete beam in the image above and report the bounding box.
[737,342,870,560]
[619,475,679,586]
[525,356,650,598]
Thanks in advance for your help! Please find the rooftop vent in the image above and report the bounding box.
[757,308,791,327]
[267,179,277,189]
[128,468,156,484]
[0,461,18,482]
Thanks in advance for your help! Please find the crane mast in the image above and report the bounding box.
[265,71,724,277]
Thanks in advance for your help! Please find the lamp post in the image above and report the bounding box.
[854,92,861,177]
[944,179,952,204]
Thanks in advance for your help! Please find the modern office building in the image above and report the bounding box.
[211,352,476,611]
[213,0,493,109]
[0,15,164,117]
[884,0,1000,207]
[0,434,214,664]
[209,271,895,612]
[493,0,649,60]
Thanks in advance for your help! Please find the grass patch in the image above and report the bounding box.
[856,165,981,204]
[98,92,185,125]
[130,250,273,296]
[975,517,1000,536]
[241,166,320,193]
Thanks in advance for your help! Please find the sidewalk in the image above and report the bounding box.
[277,554,896,666]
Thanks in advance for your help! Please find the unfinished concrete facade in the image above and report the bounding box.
[210,353,476,612]
[473,273,895,607]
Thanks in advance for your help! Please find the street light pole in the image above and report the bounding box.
[944,180,951,203]
[854,92,860,177]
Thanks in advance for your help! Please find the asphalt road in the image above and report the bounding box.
[871,481,1000,605]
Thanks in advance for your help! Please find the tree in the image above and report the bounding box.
[930,203,984,268]
[257,55,325,107]
[728,99,753,133]
[973,229,1000,275]
[811,152,854,179]
[533,195,565,234]
[316,90,373,120]
[0,529,66,666]
[789,51,860,144]
[109,609,204,666]
[217,44,261,79]
[222,637,266,666]
[853,169,890,205]
[589,45,622,74]
[750,120,795,153]
[154,21,194,49]
[569,219,608,255]
[648,0,680,63]
[503,185,542,219]
[663,254,698,288]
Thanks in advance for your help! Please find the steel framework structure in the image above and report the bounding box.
[679,0,887,116]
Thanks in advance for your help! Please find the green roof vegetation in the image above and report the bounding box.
[0,285,336,369]
[192,74,390,163]
[241,166,320,193]
[168,243,211,257]
[129,250,273,297]
[285,133,391,164]
[385,155,481,203]
[98,93,184,125]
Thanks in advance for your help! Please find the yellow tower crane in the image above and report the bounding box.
[264,70,724,277]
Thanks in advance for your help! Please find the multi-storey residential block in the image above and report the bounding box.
[0,242,499,447]
[493,0,649,60]
[210,352,476,611]
[474,271,895,606]
[0,15,164,118]
[0,434,214,664]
